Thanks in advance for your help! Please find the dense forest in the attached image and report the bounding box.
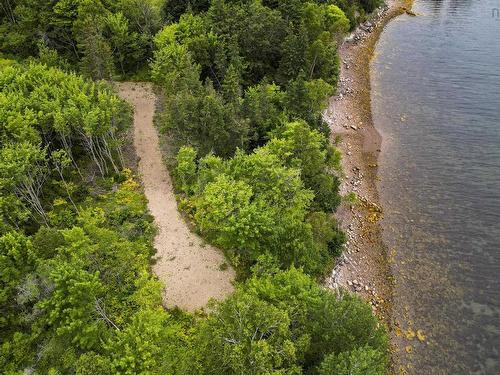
[0,0,387,374]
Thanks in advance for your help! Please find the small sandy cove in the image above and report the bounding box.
[117,82,234,311]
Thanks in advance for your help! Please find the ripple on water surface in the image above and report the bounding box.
[371,0,500,373]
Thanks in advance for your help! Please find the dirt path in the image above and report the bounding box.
[117,82,234,311]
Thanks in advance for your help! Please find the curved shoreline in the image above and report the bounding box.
[325,0,413,368]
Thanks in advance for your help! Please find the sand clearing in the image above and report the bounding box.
[117,82,234,311]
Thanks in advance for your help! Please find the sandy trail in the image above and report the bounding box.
[117,82,234,311]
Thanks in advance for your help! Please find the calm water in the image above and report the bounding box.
[371,0,500,373]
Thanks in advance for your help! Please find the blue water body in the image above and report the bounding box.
[371,0,500,373]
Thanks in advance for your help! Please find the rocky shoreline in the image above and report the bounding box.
[325,0,413,352]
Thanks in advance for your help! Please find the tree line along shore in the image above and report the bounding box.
[0,0,390,374]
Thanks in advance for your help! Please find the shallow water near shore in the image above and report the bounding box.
[371,0,500,373]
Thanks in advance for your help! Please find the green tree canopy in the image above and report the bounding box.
[174,120,344,276]
[0,63,130,231]
[194,267,388,374]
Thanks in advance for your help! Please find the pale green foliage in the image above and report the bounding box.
[194,267,388,374]
[0,63,129,153]
[0,63,130,230]
[173,120,344,275]
[192,148,317,271]
[150,43,202,93]
[306,36,340,86]
[151,13,217,89]
[176,140,340,275]
[318,346,387,375]
[0,2,388,373]
[105,308,187,374]
[38,252,104,350]
[0,142,48,227]
[75,352,113,375]
[305,79,335,114]
[195,291,302,374]
[195,174,269,251]
[175,146,198,194]
[37,41,66,69]
[325,4,351,35]
[199,152,313,262]
[265,121,341,211]
[0,172,163,373]
[154,13,225,84]
[302,3,350,41]
[106,12,132,75]
[0,232,36,327]
[154,23,178,47]
[277,2,347,85]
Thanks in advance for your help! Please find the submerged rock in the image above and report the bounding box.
[403,7,417,17]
